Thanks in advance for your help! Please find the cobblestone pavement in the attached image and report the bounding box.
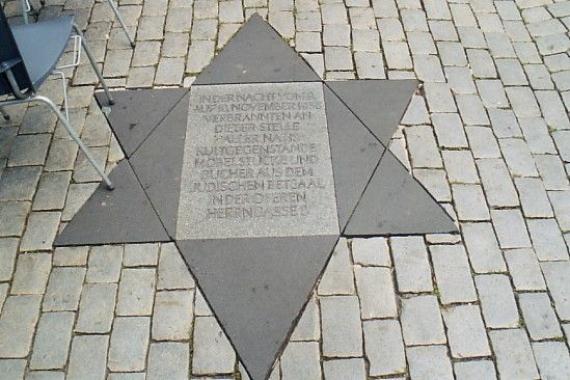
[1,0,570,378]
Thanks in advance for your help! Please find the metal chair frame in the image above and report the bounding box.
[14,0,135,47]
[1,22,115,190]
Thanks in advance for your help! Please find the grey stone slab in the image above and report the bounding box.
[95,88,188,157]
[193,14,319,85]
[323,86,384,229]
[55,160,169,246]
[130,93,190,238]
[177,235,338,380]
[344,151,457,236]
[177,82,338,240]
[326,80,417,146]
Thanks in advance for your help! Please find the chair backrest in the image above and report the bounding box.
[0,4,33,97]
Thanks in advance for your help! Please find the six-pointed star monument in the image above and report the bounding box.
[55,14,457,380]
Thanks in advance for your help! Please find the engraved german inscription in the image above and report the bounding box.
[176,82,339,239]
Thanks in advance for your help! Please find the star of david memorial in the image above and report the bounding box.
[56,14,457,380]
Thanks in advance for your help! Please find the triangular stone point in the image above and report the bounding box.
[95,88,188,157]
[177,235,339,380]
[54,160,170,246]
[193,14,320,85]
[344,151,457,236]
[326,80,418,146]
[324,86,384,230]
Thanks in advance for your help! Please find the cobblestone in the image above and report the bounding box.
[401,295,446,346]
[490,329,539,380]
[476,274,520,328]
[442,305,490,358]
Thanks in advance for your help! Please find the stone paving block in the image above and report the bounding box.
[324,46,353,71]
[454,360,497,380]
[67,335,109,380]
[363,319,406,377]
[20,212,61,251]
[401,295,446,346]
[107,374,144,380]
[476,274,519,328]
[536,157,570,190]
[186,40,215,73]
[352,29,380,52]
[75,283,117,333]
[10,253,52,295]
[405,125,443,168]
[26,371,66,380]
[526,64,554,89]
[355,51,386,79]
[281,341,321,380]
[383,41,413,70]
[457,94,489,125]
[477,79,509,108]
[533,341,570,380]
[192,316,236,375]
[423,82,456,112]
[157,243,195,290]
[351,237,391,266]
[407,31,437,55]
[505,248,546,291]
[413,55,445,82]
[518,119,557,155]
[123,243,160,267]
[490,329,539,380]
[152,290,194,341]
[29,312,74,370]
[477,158,519,208]
[429,20,458,41]
[8,134,51,167]
[0,238,18,282]
[467,49,497,78]
[452,184,490,221]
[0,359,26,380]
[43,267,85,311]
[323,24,350,46]
[320,295,363,357]
[377,18,405,41]
[32,172,71,211]
[45,140,79,172]
[86,245,123,283]
[0,202,29,237]
[291,296,320,341]
[516,178,554,218]
[442,305,491,358]
[0,295,41,357]
[116,268,156,316]
[147,342,189,380]
[318,238,354,295]
[550,191,570,231]
[323,358,366,380]
[0,284,7,311]
[0,166,41,201]
[355,266,397,319]
[391,236,433,292]
[527,218,569,261]
[491,209,532,249]
[442,150,478,183]
[430,245,477,304]
[520,292,563,341]
[407,345,453,380]
[465,126,501,159]
[500,138,539,177]
[165,7,193,32]
[541,261,570,320]
[53,246,89,267]
[506,86,541,118]
[108,317,150,372]
[488,109,522,138]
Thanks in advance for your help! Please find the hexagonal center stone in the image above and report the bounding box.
[176,82,339,240]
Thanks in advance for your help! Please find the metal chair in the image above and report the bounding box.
[0,5,115,189]
[14,0,135,47]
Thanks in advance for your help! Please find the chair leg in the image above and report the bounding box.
[106,0,135,48]
[0,106,10,121]
[21,0,29,24]
[72,24,115,105]
[34,95,114,190]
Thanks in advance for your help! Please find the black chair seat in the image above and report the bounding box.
[11,14,74,89]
